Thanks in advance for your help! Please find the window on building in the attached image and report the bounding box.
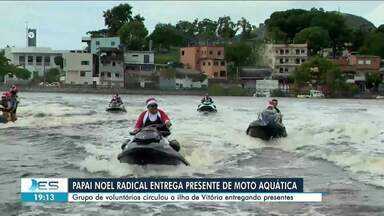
[296,49,300,55]
[36,56,42,65]
[358,60,364,65]
[19,56,25,64]
[115,73,120,78]
[221,61,225,66]
[285,58,289,63]
[279,68,284,73]
[208,62,211,66]
[111,41,115,46]
[214,72,218,77]
[80,71,86,77]
[28,56,33,65]
[280,59,284,64]
[301,59,306,63]
[107,72,111,78]
[209,51,213,55]
[301,49,305,54]
[81,61,89,65]
[276,50,279,54]
[285,49,289,54]
[203,62,206,66]
[144,55,149,64]
[96,41,100,46]
[279,49,284,55]
[181,50,185,56]
[218,51,221,56]
[132,54,138,57]
[101,72,105,77]
[112,61,116,66]
[220,71,226,77]
[285,68,289,73]
[44,56,50,66]
[295,58,300,64]
[214,61,218,66]
[365,60,371,64]
[84,82,88,85]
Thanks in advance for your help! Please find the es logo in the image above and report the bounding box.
[29,179,59,191]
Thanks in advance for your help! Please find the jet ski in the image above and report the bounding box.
[117,124,190,166]
[106,101,126,113]
[0,106,8,124]
[246,109,287,140]
[197,101,217,112]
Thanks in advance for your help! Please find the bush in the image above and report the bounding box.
[227,86,248,96]
[208,83,248,96]
[208,84,226,96]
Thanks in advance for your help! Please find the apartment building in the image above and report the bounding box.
[180,46,227,79]
[63,51,94,85]
[264,44,308,79]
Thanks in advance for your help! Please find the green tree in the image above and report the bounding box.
[150,23,184,51]
[197,18,218,44]
[293,56,346,95]
[359,31,384,58]
[377,24,384,33]
[118,18,148,50]
[86,29,109,38]
[176,19,199,43]
[310,11,351,58]
[265,8,350,57]
[366,72,382,90]
[350,28,366,51]
[0,53,11,77]
[54,56,63,69]
[265,9,313,43]
[14,68,31,80]
[103,3,133,35]
[225,42,253,80]
[237,17,253,40]
[217,16,238,40]
[46,68,60,83]
[294,26,330,55]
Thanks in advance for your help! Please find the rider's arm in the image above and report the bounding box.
[134,111,145,130]
[159,109,171,127]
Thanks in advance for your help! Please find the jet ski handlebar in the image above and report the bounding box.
[129,124,171,137]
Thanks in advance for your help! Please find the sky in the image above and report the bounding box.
[0,1,383,50]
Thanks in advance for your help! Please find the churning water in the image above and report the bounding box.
[0,92,383,215]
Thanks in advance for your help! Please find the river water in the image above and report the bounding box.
[0,92,383,216]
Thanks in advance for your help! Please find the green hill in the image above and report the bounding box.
[342,13,376,32]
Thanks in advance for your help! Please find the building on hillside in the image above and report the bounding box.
[63,51,95,85]
[333,54,381,91]
[97,47,124,87]
[238,67,272,89]
[123,50,156,88]
[124,50,155,71]
[3,47,65,77]
[89,37,121,54]
[159,68,208,90]
[180,46,227,79]
[264,43,308,81]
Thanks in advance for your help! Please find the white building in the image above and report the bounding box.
[63,51,95,85]
[264,44,308,79]
[124,50,155,71]
[90,37,120,54]
[3,47,65,77]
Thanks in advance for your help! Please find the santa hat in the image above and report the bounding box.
[146,97,158,106]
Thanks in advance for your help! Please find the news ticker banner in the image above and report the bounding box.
[21,178,322,202]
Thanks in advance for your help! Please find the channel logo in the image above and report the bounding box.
[29,179,59,191]
[21,178,68,193]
